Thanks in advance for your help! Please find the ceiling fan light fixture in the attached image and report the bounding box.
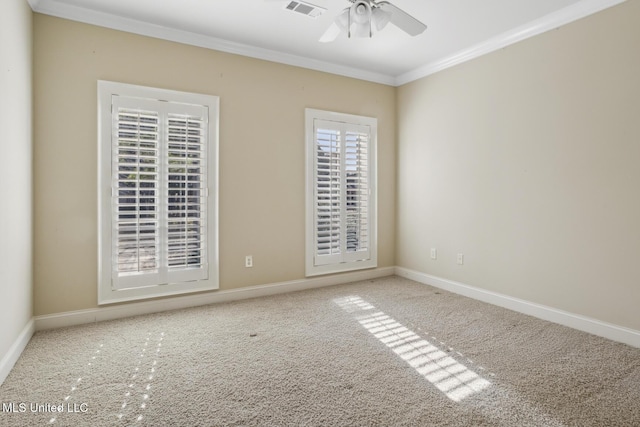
[334,8,350,33]
[351,2,371,25]
[371,7,392,31]
[352,23,371,38]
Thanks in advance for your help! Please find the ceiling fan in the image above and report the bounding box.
[268,0,427,42]
[319,0,427,42]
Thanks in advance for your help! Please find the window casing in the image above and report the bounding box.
[305,109,377,276]
[98,81,219,304]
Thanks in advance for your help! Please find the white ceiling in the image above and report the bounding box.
[29,0,624,85]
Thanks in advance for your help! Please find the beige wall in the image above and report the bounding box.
[397,1,640,330]
[0,0,33,358]
[32,2,640,333]
[33,15,396,316]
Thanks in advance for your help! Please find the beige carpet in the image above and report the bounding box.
[1,276,639,426]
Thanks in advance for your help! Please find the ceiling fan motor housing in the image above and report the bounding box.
[349,0,372,37]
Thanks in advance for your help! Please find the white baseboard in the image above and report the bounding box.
[34,266,395,331]
[0,319,35,386]
[395,267,640,348]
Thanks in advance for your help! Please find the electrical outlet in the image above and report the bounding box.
[430,248,437,260]
[245,255,253,268]
[457,253,464,265]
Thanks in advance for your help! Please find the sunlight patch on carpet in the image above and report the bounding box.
[334,296,491,402]
[117,331,164,423]
[48,343,104,424]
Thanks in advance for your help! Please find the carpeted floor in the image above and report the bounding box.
[1,276,639,426]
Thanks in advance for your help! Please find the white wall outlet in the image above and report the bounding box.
[245,255,253,268]
[430,248,437,260]
[457,253,464,265]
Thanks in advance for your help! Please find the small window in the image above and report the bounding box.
[98,81,219,304]
[305,109,377,276]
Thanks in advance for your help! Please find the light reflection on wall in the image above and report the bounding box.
[334,296,491,402]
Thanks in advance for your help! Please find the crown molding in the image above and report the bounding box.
[26,0,44,9]
[31,0,625,87]
[395,0,627,85]
[30,0,396,86]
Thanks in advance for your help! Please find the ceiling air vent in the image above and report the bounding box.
[285,1,326,18]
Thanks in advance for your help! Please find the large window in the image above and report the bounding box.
[98,81,219,304]
[305,109,377,276]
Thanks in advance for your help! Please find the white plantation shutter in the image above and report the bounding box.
[306,110,377,276]
[315,126,342,264]
[166,114,208,280]
[344,129,370,261]
[112,103,161,289]
[99,81,218,303]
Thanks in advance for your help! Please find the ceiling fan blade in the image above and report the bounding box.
[378,2,426,36]
[319,22,341,43]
